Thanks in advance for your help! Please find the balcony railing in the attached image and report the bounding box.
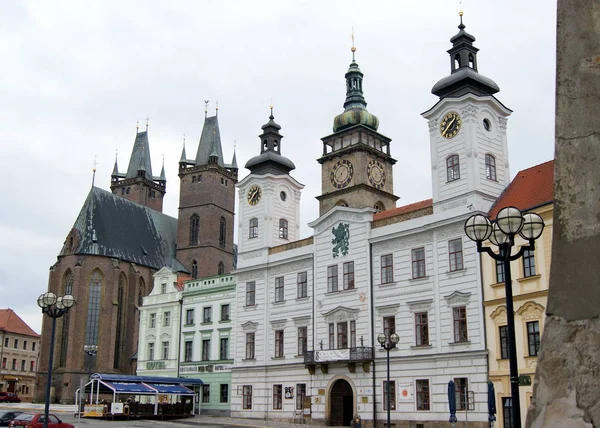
[304,347,373,365]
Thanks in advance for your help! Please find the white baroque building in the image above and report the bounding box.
[231,16,511,428]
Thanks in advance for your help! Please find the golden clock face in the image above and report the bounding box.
[367,160,386,189]
[330,159,354,189]
[440,112,462,139]
[247,184,262,206]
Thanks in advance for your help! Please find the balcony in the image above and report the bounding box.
[304,347,373,374]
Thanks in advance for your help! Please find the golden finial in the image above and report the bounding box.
[92,155,98,187]
[269,98,274,118]
[204,100,209,118]
[459,1,464,24]
[351,27,356,61]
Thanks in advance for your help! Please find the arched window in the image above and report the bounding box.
[279,219,288,240]
[336,200,348,207]
[249,218,258,239]
[85,269,103,346]
[374,202,385,213]
[192,260,198,279]
[468,53,475,68]
[190,214,200,245]
[114,273,126,369]
[219,217,226,248]
[446,155,460,182]
[59,269,74,367]
[218,261,225,275]
[137,278,145,307]
[485,154,497,181]
[454,53,461,69]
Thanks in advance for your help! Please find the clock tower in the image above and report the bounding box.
[236,109,304,256]
[317,46,398,216]
[422,13,512,214]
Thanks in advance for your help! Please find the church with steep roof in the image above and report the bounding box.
[36,113,237,403]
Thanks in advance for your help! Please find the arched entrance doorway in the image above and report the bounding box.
[329,379,353,426]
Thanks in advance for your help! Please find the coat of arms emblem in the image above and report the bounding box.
[331,223,350,258]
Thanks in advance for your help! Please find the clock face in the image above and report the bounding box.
[247,184,262,206]
[330,159,354,189]
[368,160,386,189]
[440,112,462,139]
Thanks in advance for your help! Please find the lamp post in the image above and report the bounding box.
[464,206,545,428]
[37,292,75,428]
[377,332,399,428]
[84,345,98,408]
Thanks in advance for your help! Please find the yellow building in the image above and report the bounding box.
[482,160,554,427]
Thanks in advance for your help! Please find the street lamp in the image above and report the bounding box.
[464,206,544,428]
[83,345,98,408]
[377,332,399,428]
[37,292,75,428]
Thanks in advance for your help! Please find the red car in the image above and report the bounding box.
[0,393,20,403]
[8,413,74,428]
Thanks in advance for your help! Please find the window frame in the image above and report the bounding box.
[381,254,394,284]
[274,276,285,303]
[184,340,193,362]
[454,377,468,411]
[453,306,468,343]
[243,385,252,409]
[383,380,396,411]
[496,258,505,283]
[527,321,541,356]
[275,330,284,358]
[446,154,460,182]
[148,342,155,361]
[411,247,426,279]
[448,238,464,272]
[203,306,212,323]
[279,219,288,240]
[219,337,229,360]
[297,326,308,356]
[220,384,229,403]
[297,271,307,298]
[149,313,156,329]
[343,261,355,290]
[190,214,200,245]
[219,217,226,247]
[246,281,256,306]
[485,154,497,181]
[416,379,430,411]
[202,339,210,361]
[163,311,171,327]
[296,384,306,410]
[246,332,255,359]
[249,218,258,239]
[202,384,210,403]
[415,312,429,346]
[221,304,230,321]
[185,309,194,325]
[499,325,509,359]
[327,265,338,292]
[162,341,169,360]
[273,384,283,410]
[523,249,536,277]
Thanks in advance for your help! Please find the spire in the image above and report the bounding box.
[195,115,224,167]
[92,155,98,187]
[180,134,187,162]
[160,156,166,181]
[125,126,153,179]
[332,39,379,133]
[231,143,238,168]
[112,150,119,176]
[244,106,295,175]
[431,12,500,98]
[204,100,209,119]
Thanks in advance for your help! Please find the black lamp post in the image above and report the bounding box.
[377,332,399,428]
[464,206,545,428]
[37,291,75,428]
[84,344,98,406]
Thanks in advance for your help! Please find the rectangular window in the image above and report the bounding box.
[447,154,460,182]
[32,342,36,351]
[202,385,210,403]
[486,154,497,181]
[328,323,335,349]
[149,313,156,328]
[249,218,258,239]
[185,309,194,325]
[11,359,16,370]
[243,385,252,409]
[502,397,513,428]
[383,380,396,410]
[454,378,468,411]
[2,358,6,369]
[448,238,464,271]
[415,312,429,346]
[337,322,348,349]
[381,254,394,283]
[350,320,356,348]
[523,249,536,277]
[20,360,25,371]
[275,330,284,357]
[343,261,355,290]
[275,277,285,303]
[383,316,396,338]
[297,271,307,298]
[220,384,229,403]
[496,258,505,283]
[527,321,541,356]
[14,339,18,348]
[246,333,255,359]
[273,384,283,410]
[499,325,509,359]
[184,340,193,362]
[148,343,155,361]
[416,379,430,411]
[30,361,35,372]
[298,327,308,356]
[163,311,171,327]
[220,338,229,360]
[412,247,426,279]
[296,384,306,410]
[162,341,169,360]
[327,265,338,292]
[453,307,468,342]
[203,307,212,323]
[161,283,167,294]
[202,339,211,361]
[23,340,27,350]
[246,281,256,306]
[221,304,230,321]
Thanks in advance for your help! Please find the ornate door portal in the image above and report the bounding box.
[330,379,353,426]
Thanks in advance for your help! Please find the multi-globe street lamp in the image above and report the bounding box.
[84,345,98,407]
[464,206,545,428]
[377,332,399,428]
[37,292,76,428]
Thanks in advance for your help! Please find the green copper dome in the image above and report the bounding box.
[332,54,379,132]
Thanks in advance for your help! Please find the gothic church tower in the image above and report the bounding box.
[176,110,238,278]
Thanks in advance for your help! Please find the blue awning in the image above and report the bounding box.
[146,383,194,395]
[103,381,156,394]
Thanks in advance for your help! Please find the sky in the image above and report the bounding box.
[0,1,557,334]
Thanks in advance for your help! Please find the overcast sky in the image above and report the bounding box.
[0,1,557,334]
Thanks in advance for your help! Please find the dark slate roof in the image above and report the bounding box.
[195,116,224,167]
[432,67,500,98]
[63,187,188,272]
[125,131,154,179]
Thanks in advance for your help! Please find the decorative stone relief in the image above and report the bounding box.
[332,223,350,258]
[314,212,368,234]
[516,301,545,320]
[160,332,171,339]
[498,117,507,135]
[406,299,433,312]
[372,231,433,253]
[236,271,264,282]
[461,104,479,119]
[441,198,468,212]
[428,119,439,134]
[322,306,360,322]
[444,290,471,307]
[490,306,508,324]
[293,316,311,326]
[147,334,156,340]
[375,304,400,316]
[268,259,312,276]
[270,319,287,329]
[436,223,464,240]
[242,321,258,332]
[264,182,275,192]
[526,359,538,369]
[498,361,509,371]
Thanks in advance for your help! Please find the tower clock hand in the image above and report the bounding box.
[443,116,456,134]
